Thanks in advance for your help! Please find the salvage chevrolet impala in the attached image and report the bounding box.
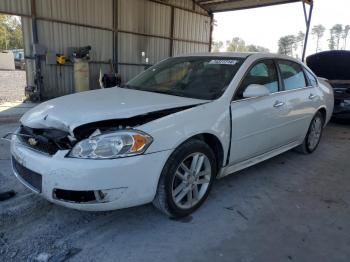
[8,53,334,217]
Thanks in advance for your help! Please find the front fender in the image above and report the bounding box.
[139,101,231,164]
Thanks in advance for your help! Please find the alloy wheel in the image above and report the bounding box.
[308,116,323,151]
[171,152,212,209]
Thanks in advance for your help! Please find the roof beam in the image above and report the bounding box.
[302,0,314,61]
[196,0,309,13]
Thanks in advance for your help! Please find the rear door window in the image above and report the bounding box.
[304,69,318,87]
[278,60,307,90]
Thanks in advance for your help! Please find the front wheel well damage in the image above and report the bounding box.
[191,133,224,171]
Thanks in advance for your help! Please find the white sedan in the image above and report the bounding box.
[9,53,334,217]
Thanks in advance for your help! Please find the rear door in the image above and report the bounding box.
[276,60,317,142]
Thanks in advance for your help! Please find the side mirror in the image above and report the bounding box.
[243,84,270,98]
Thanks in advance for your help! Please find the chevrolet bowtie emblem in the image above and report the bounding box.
[28,137,38,146]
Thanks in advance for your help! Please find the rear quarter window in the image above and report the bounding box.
[304,69,318,87]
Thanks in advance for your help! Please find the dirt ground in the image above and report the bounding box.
[0,121,350,262]
[0,70,26,104]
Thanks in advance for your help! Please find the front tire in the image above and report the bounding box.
[153,139,216,218]
[296,111,324,154]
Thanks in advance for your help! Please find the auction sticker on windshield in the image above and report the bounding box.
[208,60,239,65]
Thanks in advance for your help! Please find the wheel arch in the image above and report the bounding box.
[317,106,327,125]
[189,133,225,171]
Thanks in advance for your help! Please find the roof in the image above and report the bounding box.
[175,52,303,63]
[176,52,253,58]
[194,0,311,13]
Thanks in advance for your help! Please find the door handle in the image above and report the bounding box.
[273,101,285,108]
[309,94,317,100]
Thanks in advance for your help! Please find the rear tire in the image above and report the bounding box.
[295,111,324,154]
[153,139,216,218]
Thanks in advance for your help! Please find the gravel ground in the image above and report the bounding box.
[0,121,349,262]
[0,70,26,104]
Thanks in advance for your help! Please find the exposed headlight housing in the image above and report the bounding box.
[68,130,152,159]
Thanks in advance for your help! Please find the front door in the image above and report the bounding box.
[229,59,291,164]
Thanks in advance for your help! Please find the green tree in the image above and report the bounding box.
[278,35,296,56]
[328,33,336,50]
[0,15,23,50]
[329,24,343,50]
[212,41,223,52]
[0,15,8,49]
[295,31,305,58]
[296,31,305,47]
[342,25,350,49]
[311,24,325,52]
[246,44,269,53]
[226,37,246,52]
[278,37,289,55]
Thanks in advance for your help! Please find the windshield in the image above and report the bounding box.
[124,56,244,100]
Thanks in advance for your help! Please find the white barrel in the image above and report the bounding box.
[0,52,15,70]
[74,58,90,92]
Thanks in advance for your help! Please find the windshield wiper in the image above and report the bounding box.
[122,85,197,99]
[120,84,140,90]
[149,89,184,97]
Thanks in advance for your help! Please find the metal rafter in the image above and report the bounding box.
[196,0,313,61]
[302,0,314,61]
[194,0,305,13]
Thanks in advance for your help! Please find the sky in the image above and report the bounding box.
[212,0,350,56]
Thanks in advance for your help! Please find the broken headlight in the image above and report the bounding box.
[68,130,152,159]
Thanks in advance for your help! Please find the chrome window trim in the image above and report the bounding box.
[231,85,314,104]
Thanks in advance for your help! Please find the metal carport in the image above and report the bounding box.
[0,0,313,100]
[195,0,313,61]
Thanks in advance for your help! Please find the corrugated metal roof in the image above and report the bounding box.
[35,0,113,28]
[173,41,209,56]
[174,9,211,43]
[1,0,212,98]
[34,18,113,99]
[21,16,35,87]
[118,32,170,64]
[37,20,113,61]
[194,0,308,12]
[167,0,208,15]
[40,62,112,99]
[118,65,144,82]
[0,0,31,16]
[118,0,171,37]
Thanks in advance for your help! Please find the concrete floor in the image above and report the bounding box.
[0,121,349,262]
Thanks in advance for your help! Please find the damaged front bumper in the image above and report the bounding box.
[10,133,171,211]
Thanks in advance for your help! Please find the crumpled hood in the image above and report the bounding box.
[20,87,207,133]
